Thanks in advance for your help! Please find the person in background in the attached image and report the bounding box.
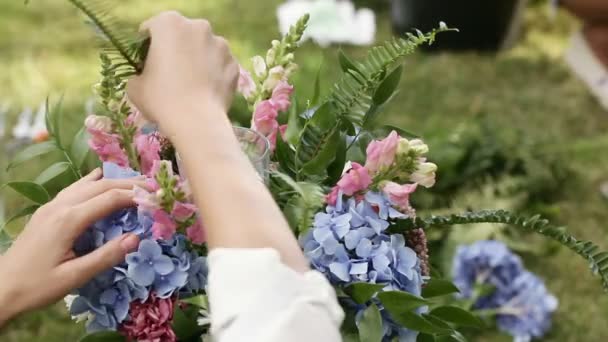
[0,12,343,342]
[560,0,608,110]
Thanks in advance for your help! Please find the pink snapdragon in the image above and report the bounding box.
[325,187,340,206]
[365,131,400,173]
[337,162,372,196]
[253,100,279,135]
[271,81,294,112]
[382,182,418,211]
[171,202,197,222]
[238,66,256,99]
[135,134,161,176]
[151,210,177,240]
[134,186,160,212]
[267,124,288,151]
[86,115,129,167]
[186,219,206,244]
[120,295,176,342]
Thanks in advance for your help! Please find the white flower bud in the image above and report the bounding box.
[84,115,112,132]
[263,66,286,91]
[271,40,281,48]
[411,162,437,188]
[252,56,267,77]
[397,138,410,155]
[409,139,429,155]
[266,48,277,66]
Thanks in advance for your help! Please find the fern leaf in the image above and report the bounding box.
[393,210,608,292]
[67,0,144,72]
[328,26,452,124]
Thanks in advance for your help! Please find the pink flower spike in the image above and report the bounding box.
[87,128,129,167]
[365,131,400,174]
[337,162,372,196]
[271,81,294,112]
[237,66,256,99]
[382,182,418,211]
[326,186,340,206]
[267,124,288,152]
[252,100,279,135]
[135,133,161,176]
[151,210,177,240]
[84,115,112,132]
[171,202,198,222]
[186,219,206,244]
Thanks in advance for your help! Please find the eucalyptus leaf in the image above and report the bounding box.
[422,279,460,298]
[3,182,50,204]
[372,65,403,106]
[0,205,39,234]
[358,304,383,342]
[78,331,126,342]
[377,291,429,316]
[344,282,385,304]
[35,162,72,186]
[6,141,57,171]
[70,126,91,171]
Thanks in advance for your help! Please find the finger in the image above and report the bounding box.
[79,168,103,183]
[60,178,148,206]
[140,10,186,36]
[69,189,136,237]
[55,233,140,290]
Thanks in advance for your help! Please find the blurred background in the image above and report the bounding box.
[0,0,607,341]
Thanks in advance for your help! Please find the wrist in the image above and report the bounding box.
[0,257,20,326]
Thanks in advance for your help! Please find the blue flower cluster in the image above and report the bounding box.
[69,163,208,332]
[452,240,558,342]
[302,191,423,341]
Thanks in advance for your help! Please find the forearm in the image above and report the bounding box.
[166,102,309,273]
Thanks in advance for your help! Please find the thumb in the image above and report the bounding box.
[57,234,140,289]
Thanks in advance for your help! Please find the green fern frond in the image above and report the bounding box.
[67,0,144,72]
[394,210,608,292]
[329,26,452,124]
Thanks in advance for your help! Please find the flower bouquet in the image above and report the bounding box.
[3,1,608,341]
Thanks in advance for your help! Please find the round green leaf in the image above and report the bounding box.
[358,304,383,342]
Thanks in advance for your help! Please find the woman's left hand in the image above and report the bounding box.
[0,168,146,325]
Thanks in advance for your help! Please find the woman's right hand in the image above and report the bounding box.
[127,11,239,135]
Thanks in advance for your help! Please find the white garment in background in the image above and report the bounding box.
[208,248,344,342]
[277,0,376,47]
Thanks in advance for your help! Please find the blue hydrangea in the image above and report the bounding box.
[452,240,524,309]
[302,191,423,341]
[452,240,558,341]
[69,163,208,332]
[495,271,558,342]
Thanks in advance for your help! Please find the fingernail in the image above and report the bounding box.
[120,234,140,253]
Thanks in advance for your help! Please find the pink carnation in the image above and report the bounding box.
[382,182,418,211]
[186,219,206,244]
[151,210,177,240]
[135,134,161,177]
[253,100,279,136]
[271,81,294,112]
[171,202,197,222]
[87,129,129,167]
[365,131,400,174]
[120,295,176,342]
[337,162,372,196]
[237,66,256,99]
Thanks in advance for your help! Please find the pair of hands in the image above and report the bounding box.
[0,11,238,324]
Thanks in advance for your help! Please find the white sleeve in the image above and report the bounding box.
[207,248,344,342]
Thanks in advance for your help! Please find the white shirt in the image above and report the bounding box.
[207,249,344,342]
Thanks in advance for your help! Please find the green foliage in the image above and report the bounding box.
[344,282,385,304]
[377,291,429,315]
[6,141,58,171]
[2,182,50,204]
[271,172,325,234]
[395,210,608,292]
[172,305,205,342]
[422,278,460,298]
[0,205,40,234]
[430,306,484,328]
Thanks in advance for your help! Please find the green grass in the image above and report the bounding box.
[1,1,607,341]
